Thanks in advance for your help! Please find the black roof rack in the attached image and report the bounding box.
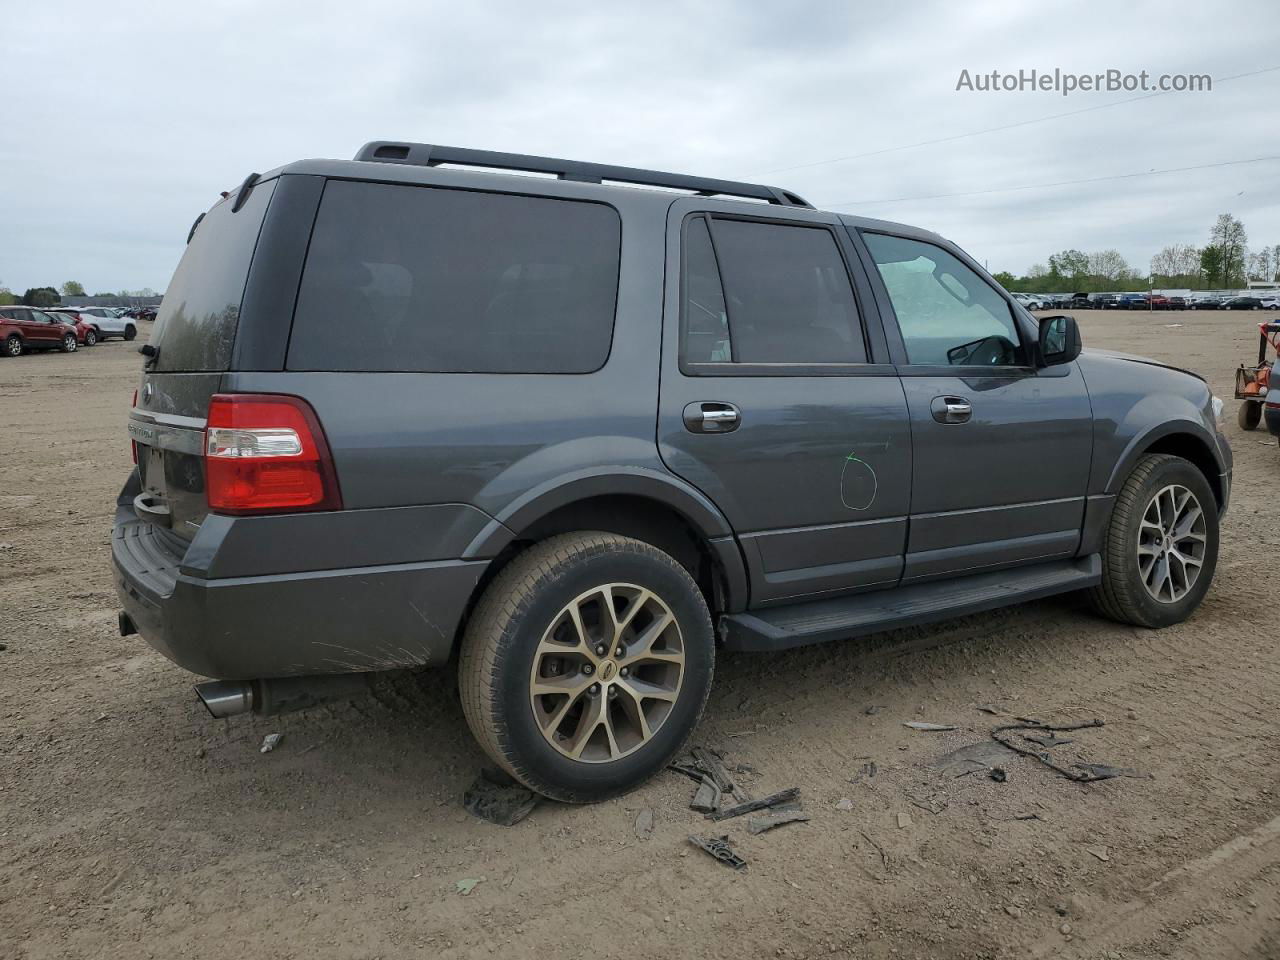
[353,141,812,208]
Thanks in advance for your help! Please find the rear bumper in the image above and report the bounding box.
[111,478,490,680]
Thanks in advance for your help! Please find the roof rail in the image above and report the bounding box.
[353,141,812,208]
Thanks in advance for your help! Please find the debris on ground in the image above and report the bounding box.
[976,704,1004,715]
[707,787,801,822]
[463,768,540,826]
[455,877,485,895]
[897,811,913,829]
[903,721,956,731]
[747,810,811,835]
[933,740,1017,778]
[865,705,885,716]
[1025,733,1074,748]
[835,797,855,811]
[990,767,1008,783]
[904,791,947,814]
[991,719,1149,783]
[1073,763,1151,780]
[634,807,654,840]
[259,733,283,753]
[688,834,747,871]
[1086,846,1111,862]
[860,830,889,867]
[691,776,723,813]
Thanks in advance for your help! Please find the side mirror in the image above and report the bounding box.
[1037,314,1081,366]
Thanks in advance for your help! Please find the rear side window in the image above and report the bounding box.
[287,180,621,373]
[681,215,867,366]
[150,179,276,372]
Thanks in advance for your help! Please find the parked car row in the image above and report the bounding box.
[1012,292,1280,312]
[0,305,143,357]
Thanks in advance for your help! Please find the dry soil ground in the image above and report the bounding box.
[2,310,1279,960]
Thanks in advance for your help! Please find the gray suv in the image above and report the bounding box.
[114,142,1232,801]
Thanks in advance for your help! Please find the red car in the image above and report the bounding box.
[0,306,80,356]
[48,310,99,346]
[1148,294,1170,308]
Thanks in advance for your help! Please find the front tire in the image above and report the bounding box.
[3,335,21,357]
[1087,454,1219,628]
[84,329,97,347]
[459,532,714,803]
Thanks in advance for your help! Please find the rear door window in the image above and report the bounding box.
[701,217,867,364]
[150,179,276,371]
[287,180,621,373]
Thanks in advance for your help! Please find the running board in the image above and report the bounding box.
[719,555,1100,652]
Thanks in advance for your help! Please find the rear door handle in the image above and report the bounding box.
[683,401,741,433]
[930,396,972,424]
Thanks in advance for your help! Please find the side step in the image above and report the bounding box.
[719,555,1101,653]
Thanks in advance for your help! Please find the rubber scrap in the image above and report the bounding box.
[463,768,539,826]
[688,834,747,871]
[690,775,722,813]
[1025,733,1074,748]
[748,810,811,835]
[903,721,956,731]
[706,787,801,822]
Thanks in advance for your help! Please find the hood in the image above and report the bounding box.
[1081,347,1206,384]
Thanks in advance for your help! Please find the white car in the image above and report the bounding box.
[1260,296,1280,310]
[72,307,137,341]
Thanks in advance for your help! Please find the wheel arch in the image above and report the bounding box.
[457,470,749,643]
[1107,423,1226,508]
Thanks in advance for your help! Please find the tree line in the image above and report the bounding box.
[994,214,1277,293]
[0,280,159,306]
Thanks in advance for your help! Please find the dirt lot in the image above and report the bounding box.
[2,310,1278,960]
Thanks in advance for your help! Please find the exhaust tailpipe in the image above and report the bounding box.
[195,673,375,719]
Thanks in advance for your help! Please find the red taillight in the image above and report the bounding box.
[204,394,342,514]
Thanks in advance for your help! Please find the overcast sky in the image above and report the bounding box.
[3,0,1278,293]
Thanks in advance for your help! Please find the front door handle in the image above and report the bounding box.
[683,401,741,433]
[930,396,972,424]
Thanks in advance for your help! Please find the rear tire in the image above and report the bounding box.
[84,329,97,347]
[458,532,714,803]
[124,325,137,341]
[1087,454,1218,628]
[3,335,21,357]
[1239,401,1261,431]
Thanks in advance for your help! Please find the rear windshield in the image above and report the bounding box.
[150,179,276,372]
[286,180,621,373]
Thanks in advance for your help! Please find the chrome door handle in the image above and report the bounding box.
[930,396,972,424]
[683,402,741,433]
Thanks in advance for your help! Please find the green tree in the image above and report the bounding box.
[21,286,60,307]
[1200,245,1224,287]
[1209,214,1247,287]
[60,280,85,296]
[991,270,1017,289]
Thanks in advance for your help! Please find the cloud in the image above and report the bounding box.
[1,0,1277,291]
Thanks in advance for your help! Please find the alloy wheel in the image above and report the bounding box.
[529,583,685,763]
[1138,484,1207,603]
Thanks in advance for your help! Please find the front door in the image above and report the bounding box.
[855,229,1094,582]
[658,200,913,606]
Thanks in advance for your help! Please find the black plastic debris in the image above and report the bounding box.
[691,776,722,813]
[990,767,1007,783]
[707,787,801,822]
[688,834,747,871]
[1025,733,1074,748]
[463,768,539,826]
[747,811,811,835]
[1073,763,1151,780]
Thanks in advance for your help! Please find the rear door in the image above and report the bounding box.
[28,310,62,346]
[128,177,279,541]
[658,199,912,605]
[853,228,1093,582]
